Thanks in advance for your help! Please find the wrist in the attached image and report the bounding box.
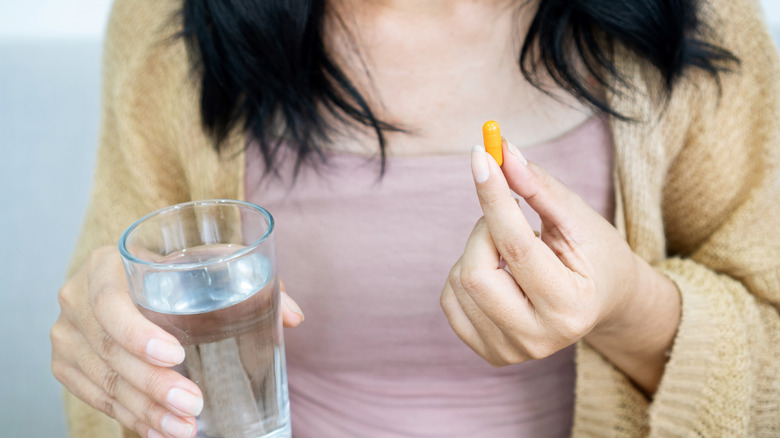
[585,255,681,395]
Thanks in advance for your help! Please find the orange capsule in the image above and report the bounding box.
[482,120,503,166]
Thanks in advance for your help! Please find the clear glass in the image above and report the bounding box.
[119,200,290,438]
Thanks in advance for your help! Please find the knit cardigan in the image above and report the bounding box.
[63,0,780,436]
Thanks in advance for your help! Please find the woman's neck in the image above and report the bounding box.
[328,0,531,53]
[332,0,524,17]
[321,0,592,156]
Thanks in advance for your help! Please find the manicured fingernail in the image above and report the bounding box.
[146,339,185,365]
[167,387,203,417]
[148,429,165,438]
[471,145,489,183]
[505,138,527,165]
[281,293,304,322]
[161,414,194,438]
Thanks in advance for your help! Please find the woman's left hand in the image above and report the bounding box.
[441,139,680,395]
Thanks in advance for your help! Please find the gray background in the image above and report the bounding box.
[1,1,778,437]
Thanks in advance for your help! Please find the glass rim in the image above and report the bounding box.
[118,199,275,270]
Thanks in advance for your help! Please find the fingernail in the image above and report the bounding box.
[505,138,528,165]
[167,387,203,417]
[161,414,194,438]
[281,293,304,322]
[146,339,185,365]
[148,429,165,438]
[471,145,489,183]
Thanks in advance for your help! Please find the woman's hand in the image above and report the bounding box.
[51,246,303,438]
[441,140,680,395]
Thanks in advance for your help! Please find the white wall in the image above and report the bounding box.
[761,0,780,42]
[0,0,113,38]
[0,4,113,438]
[763,0,780,22]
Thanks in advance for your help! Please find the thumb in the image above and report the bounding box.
[279,279,304,327]
[499,138,586,227]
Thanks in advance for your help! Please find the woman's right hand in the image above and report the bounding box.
[51,246,304,438]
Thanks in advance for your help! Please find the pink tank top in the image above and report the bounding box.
[245,116,615,437]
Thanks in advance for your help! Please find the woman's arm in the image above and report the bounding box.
[442,142,680,396]
[53,3,204,437]
[443,0,780,435]
[631,0,780,433]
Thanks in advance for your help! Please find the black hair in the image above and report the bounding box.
[521,0,737,119]
[180,0,737,174]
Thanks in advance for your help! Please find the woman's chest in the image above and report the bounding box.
[245,115,614,373]
[322,77,595,157]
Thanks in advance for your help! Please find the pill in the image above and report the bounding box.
[482,120,503,166]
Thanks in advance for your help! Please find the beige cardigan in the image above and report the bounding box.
[64,0,780,436]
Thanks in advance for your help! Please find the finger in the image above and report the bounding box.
[471,145,565,297]
[51,323,150,436]
[57,312,203,421]
[70,326,198,438]
[443,263,516,366]
[501,138,614,279]
[86,250,186,367]
[63,262,203,421]
[109,344,203,418]
[440,276,488,357]
[457,219,537,330]
[72,297,203,416]
[55,364,150,437]
[450,289,524,367]
[501,138,590,238]
[443,261,532,367]
[279,280,304,327]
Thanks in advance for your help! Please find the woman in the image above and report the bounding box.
[51,0,780,436]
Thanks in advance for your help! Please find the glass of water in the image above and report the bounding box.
[119,200,290,438]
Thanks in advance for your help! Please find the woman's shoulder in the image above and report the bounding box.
[105,0,183,61]
[102,0,204,147]
[699,0,771,48]
[103,0,190,99]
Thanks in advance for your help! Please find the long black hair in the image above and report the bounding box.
[179,0,737,174]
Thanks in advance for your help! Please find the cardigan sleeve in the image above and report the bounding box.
[63,1,192,437]
[574,0,780,436]
[66,0,191,278]
[649,0,780,434]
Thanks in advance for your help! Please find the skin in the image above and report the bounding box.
[441,141,680,395]
[51,0,681,437]
[323,0,592,156]
[51,247,303,438]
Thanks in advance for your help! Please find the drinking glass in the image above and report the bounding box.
[119,200,290,438]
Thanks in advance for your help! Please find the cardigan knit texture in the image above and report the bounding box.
[64,0,780,436]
